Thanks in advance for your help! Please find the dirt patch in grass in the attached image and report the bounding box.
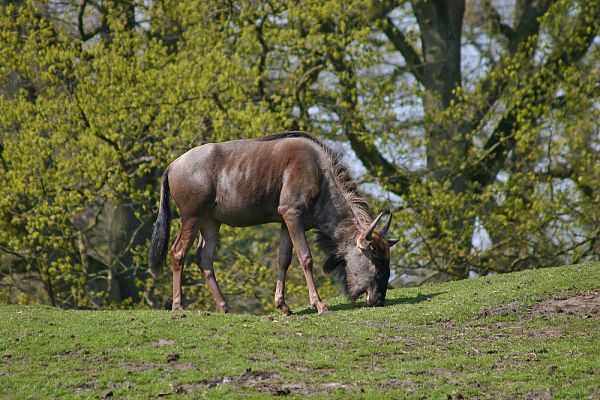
[122,361,158,373]
[530,290,600,318]
[152,339,176,346]
[466,321,563,342]
[107,381,136,390]
[381,378,416,388]
[474,301,523,319]
[171,362,196,371]
[430,367,462,380]
[520,325,563,339]
[74,380,98,395]
[170,368,358,396]
[172,369,282,394]
[522,388,552,399]
[75,380,136,396]
[56,348,90,360]
[474,290,600,321]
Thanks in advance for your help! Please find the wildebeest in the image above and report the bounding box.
[148,132,396,314]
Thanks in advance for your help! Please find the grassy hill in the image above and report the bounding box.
[2,262,600,399]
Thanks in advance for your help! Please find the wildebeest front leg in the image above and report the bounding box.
[279,208,329,314]
[198,218,230,313]
[275,224,293,316]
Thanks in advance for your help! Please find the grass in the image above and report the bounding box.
[1,262,600,399]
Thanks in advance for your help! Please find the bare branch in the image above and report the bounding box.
[471,0,598,187]
[0,244,25,259]
[381,16,425,85]
[482,0,514,40]
[77,0,105,42]
[509,0,556,53]
[75,95,120,152]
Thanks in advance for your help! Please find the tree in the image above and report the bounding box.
[0,0,335,309]
[273,0,600,280]
[0,0,598,309]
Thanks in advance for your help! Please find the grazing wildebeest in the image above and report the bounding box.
[148,132,396,314]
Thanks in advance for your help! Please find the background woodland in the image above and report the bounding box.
[0,0,598,312]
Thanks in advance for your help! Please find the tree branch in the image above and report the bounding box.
[75,95,120,152]
[0,244,25,259]
[381,16,425,85]
[538,164,594,198]
[471,0,598,187]
[305,1,415,195]
[77,0,108,42]
[510,0,556,54]
[462,0,557,145]
[483,0,514,40]
[328,52,413,194]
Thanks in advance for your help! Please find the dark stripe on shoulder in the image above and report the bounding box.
[258,131,336,161]
[258,131,324,146]
[260,130,368,222]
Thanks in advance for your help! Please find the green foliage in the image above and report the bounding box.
[0,0,598,309]
[395,33,600,277]
[0,0,343,310]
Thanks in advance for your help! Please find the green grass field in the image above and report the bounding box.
[2,262,600,399]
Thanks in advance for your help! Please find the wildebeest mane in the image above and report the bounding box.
[259,131,370,225]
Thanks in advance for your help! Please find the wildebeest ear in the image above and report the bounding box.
[322,253,344,274]
[388,239,398,248]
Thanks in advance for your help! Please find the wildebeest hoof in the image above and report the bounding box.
[220,305,231,314]
[278,304,293,316]
[317,304,330,314]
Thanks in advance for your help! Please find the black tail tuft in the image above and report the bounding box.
[148,172,171,275]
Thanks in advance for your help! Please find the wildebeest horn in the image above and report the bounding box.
[364,211,384,241]
[381,211,393,236]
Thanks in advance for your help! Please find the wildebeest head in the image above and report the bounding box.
[325,212,397,307]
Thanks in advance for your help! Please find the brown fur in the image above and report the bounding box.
[148,132,393,313]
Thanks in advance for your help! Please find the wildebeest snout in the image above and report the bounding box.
[366,292,385,307]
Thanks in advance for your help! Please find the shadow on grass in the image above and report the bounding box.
[294,291,447,316]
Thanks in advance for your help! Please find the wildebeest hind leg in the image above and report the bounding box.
[170,217,200,310]
[198,217,230,313]
[275,224,293,316]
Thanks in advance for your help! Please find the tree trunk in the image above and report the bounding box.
[412,0,472,277]
[105,203,139,302]
[412,0,466,177]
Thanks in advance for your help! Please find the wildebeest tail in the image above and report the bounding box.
[148,171,171,275]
